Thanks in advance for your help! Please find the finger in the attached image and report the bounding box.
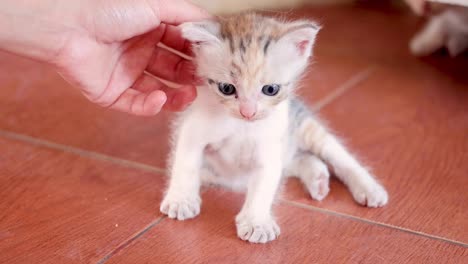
[110,89,167,116]
[162,84,197,112]
[146,46,197,84]
[155,0,212,25]
[132,72,166,93]
[159,24,193,55]
[133,74,197,111]
[97,29,163,108]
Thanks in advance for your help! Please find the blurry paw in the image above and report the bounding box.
[160,194,201,220]
[235,215,280,244]
[410,35,434,56]
[350,182,388,208]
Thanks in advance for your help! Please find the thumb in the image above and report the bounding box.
[154,0,212,25]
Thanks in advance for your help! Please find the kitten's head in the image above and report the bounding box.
[181,13,319,121]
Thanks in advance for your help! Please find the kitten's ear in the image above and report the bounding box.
[180,21,221,44]
[277,21,320,58]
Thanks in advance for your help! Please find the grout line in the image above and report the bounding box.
[0,129,166,174]
[280,199,468,248]
[97,216,166,264]
[311,67,375,112]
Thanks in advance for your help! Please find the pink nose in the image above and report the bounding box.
[240,107,256,119]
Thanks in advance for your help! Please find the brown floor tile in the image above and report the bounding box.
[0,137,164,263]
[292,3,421,66]
[106,189,467,264]
[0,52,172,168]
[283,61,468,243]
[299,53,370,106]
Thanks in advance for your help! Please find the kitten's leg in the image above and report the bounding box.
[447,34,468,57]
[236,141,282,243]
[285,153,330,201]
[298,117,388,207]
[160,124,206,220]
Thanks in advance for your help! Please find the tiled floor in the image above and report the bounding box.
[1,2,467,264]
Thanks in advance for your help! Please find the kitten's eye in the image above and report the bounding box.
[218,83,236,96]
[262,84,280,96]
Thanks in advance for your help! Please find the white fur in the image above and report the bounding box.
[284,153,330,201]
[297,118,388,207]
[161,91,288,242]
[161,89,388,242]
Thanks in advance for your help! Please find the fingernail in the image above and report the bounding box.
[147,91,167,115]
[160,92,168,104]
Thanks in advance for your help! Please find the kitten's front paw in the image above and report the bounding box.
[351,182,388,208]
[160,195,201,220]
[409,34,439,57]
[235,215,280,244]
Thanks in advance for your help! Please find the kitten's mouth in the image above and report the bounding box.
[231,109,264,121]
[242,117,256,122]
[235,114,262,122]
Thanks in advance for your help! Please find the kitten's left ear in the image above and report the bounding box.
[277,21,321,58]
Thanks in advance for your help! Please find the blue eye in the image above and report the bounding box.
[218,83,236,96]
[262,84,280,96]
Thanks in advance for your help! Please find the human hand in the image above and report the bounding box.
[0,0,210,116]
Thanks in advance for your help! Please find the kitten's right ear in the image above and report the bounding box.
[180,21,221,44]
[278,21,321,59]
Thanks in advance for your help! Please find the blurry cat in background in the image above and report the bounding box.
[160,13,388,244]
[406,0,468,56]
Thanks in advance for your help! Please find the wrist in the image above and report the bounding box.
[0,0,80,63]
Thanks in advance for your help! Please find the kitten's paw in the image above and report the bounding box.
[350,182,388,208]
[410,35,435,56]
[160,195,201,220]
[306,172,330,201]
[235,215,280,244]
[294,155,330,201]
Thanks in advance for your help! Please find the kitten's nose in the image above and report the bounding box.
[239,100,257,120]
[240,106,256,119]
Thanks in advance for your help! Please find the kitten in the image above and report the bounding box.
[160,13,388,244]
[410,6,468,56]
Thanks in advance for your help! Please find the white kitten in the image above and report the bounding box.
[160,13,388,244]
[411,7,468,56]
